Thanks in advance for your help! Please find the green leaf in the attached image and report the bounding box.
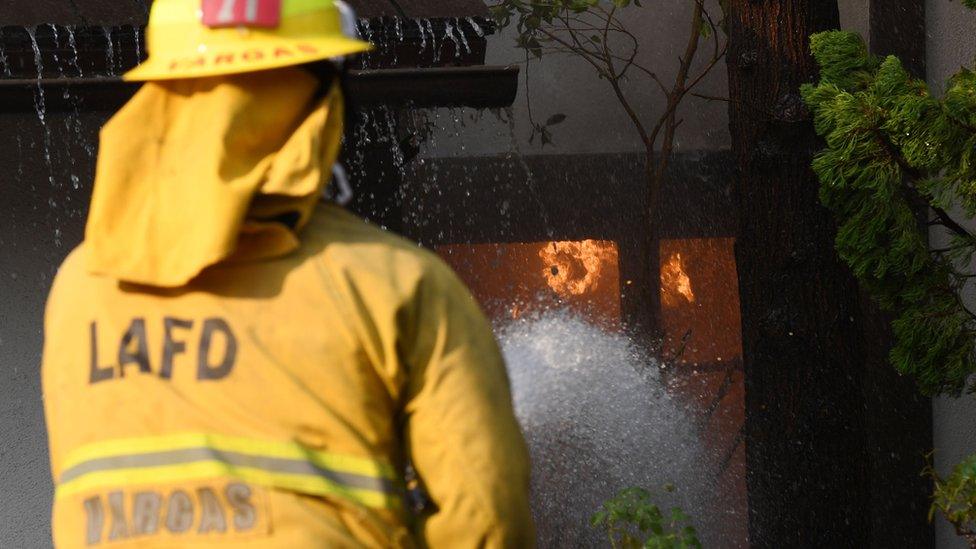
[805,29,976,396]
[592,486,698,548]
[699,20,712,39]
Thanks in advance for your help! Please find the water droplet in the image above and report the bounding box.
[103,27,116,76]
[465,17,485,38]
[66,27,84,77]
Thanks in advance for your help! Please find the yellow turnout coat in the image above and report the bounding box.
[42,68,533,548]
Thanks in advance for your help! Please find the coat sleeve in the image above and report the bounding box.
[401,259,535,548]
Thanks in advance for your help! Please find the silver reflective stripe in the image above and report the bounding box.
[60,447,395,494]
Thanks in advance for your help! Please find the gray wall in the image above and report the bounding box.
[926,2,976,549]
[0,104,105,547]
[429,0,868,159]
[840,1,871,48]
[424,0,731,158]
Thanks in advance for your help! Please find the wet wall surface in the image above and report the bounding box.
[0,0,488,27]
[0,103,106,547]
[0,1,147,27]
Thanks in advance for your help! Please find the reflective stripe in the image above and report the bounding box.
[61,433,394,478]
[56,433,401,509]
[60,447,395,492]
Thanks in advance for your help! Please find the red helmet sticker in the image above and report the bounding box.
[201,0,282,28]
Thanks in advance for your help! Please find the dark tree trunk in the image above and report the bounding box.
[726,2,870,546]
[870,0,926,79]
[641,153,663,345]
[857,292,934,548]
[862,2,933,546]
[620,153,662,352]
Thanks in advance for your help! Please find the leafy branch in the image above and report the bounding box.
[926,454,976,548]
[803,27,976,546]
[802,31,976,396]
[591,486,701,549]
[490,0,727,219]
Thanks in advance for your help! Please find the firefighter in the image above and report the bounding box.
[41,0,534,547]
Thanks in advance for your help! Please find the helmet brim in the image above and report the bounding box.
[123,37,372,82]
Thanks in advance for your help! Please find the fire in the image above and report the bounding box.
[539,240,616,297]
[661,252,695,307]
[435,240,621,328]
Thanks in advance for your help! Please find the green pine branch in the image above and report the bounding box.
[803,31,976,396]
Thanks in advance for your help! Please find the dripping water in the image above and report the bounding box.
[15,135,24,183]
[393,17,404,42]
[444,19,469,57]
[102,27,116,76]
[0,32,10,77]
[503,106,552,237]
[134,27,143,62]
[465,17,485,38]
[66,27,83,77]
[391,17,403,65]
[358,19,374,65]
[414,19,427,53]
[443,19,460,58]
[48,24,64,77]
[27,28,46,125]
[27,27,63,246]
[424,19,439,64]
[455,18,472,55]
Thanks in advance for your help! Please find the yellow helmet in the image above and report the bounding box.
[124,0,372,81]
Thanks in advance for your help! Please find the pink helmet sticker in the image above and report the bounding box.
[201,0,282,28]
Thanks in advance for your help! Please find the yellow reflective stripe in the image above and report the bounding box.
[55,461,398,509]
[61,433,395,479]
[57,433,401,510]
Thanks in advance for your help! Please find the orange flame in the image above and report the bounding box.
[539,240,616,297]
[661,252,695,307]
